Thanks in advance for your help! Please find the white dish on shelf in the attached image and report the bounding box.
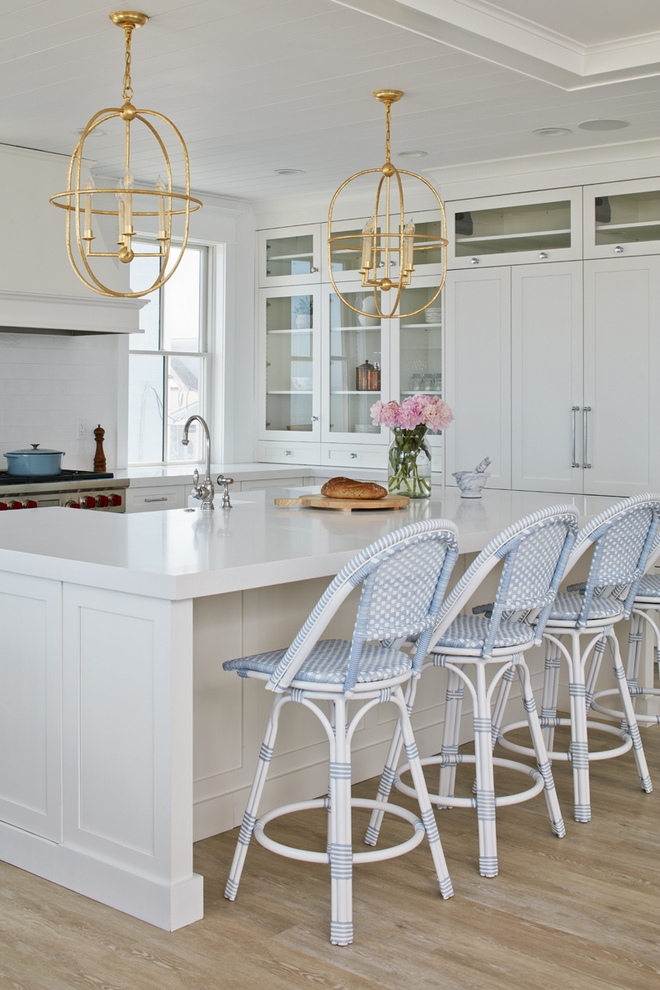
[291,377,313,390]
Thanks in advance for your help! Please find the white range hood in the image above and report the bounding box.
[0,288,144,335]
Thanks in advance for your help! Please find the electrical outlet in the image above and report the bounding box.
[76,420,86,440]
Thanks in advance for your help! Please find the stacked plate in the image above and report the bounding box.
[354,424,380,434]
[425,307,441,324]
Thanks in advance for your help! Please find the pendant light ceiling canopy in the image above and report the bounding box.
[328,90,448,320]
[50,10,202,299]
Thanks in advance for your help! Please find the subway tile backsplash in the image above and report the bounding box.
[0,332,122,471]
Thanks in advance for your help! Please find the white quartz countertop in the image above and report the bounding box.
[0,488,619,601]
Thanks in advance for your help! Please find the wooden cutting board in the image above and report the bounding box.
[274,494,410,511]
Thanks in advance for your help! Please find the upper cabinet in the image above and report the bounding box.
[583,177,660,260]
[258,224,321,287]
[447,187,583,269]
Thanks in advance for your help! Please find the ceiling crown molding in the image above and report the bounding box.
[329,0,660,89]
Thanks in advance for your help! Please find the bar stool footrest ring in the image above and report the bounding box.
[497,718,634,762]
[395,754,544,808]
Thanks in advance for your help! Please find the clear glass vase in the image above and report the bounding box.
[387,426,432,498]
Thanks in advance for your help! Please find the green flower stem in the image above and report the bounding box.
[387,426,432,499]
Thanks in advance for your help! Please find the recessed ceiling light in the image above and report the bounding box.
[578,119,629,131]
[533,127,572,137]
[397,150,428,158]
[72,127,108,137]
[274,168,304,175]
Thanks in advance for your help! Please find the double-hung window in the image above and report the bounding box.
[128,241,210,464]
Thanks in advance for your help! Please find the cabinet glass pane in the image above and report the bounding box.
[399,286,442,400]
[266,234,314,278]
[329,227,364,272]
[265,294,313,433]
[413,220,444,266]
[329,291,381,435]
[594,191,660,245]
[455,201,571,256]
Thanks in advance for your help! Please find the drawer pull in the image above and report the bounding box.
[350,452,358,459]
[144,496,168,503]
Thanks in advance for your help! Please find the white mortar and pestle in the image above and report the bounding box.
[453,457,491,498]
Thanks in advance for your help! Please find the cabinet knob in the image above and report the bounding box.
[284,450,292,456]
[311,415,319,422]
[311,266,319,273]
[470,257,480,265]
[614,245,624,254]
[350,452,358,459]
[539,251,548,260]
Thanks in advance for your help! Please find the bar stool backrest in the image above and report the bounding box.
[267,519,460,693]
[567,494,660,627]
[428,505,580,659]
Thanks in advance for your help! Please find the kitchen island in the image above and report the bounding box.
[0,487,625,930]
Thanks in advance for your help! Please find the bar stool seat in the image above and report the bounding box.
[434,614,536,651]
[222,519,460,946]
[548,591,623,623]
[225,639,413,684]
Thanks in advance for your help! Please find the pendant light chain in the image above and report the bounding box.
[122,25,134,103]
[384,99,392,164]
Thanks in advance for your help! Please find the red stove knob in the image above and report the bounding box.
[25,500,38,509]
[10,501,23,510]
[82,496,96,509]
[109,493,122,507]
[0,502,8,511]
[97,494,109,508]
[68,500,81,509]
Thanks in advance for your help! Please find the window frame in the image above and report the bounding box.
[128,238,216,466]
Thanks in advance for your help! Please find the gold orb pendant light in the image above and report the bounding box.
[50,11,202,298]
[328,91,447,319]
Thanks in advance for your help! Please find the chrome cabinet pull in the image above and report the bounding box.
[144,496,168,502]
[350,452,358,459]
[571,406,580,468]
[583,406,592,469]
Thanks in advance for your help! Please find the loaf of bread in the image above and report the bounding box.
[320,477,387,500]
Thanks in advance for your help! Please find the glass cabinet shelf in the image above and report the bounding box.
[455,202,571,256]
[398,285,442,403]
[266,234,314,278]
[595,191,660,244]
[328,289,383,436]
[265,292,315,433]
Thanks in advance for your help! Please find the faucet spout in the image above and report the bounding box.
[182,415,214,510]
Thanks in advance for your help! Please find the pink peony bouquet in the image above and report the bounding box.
[370,394,454,433]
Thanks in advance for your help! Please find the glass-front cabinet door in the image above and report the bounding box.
[258,224,321,287]
[322,287,387,442]
[447,187,582,269]
[257,286,320,441]
[583,178,660,259]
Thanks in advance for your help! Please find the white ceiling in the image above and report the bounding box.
[1,0,659,202]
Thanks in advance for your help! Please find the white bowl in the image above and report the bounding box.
[291,377,313,391]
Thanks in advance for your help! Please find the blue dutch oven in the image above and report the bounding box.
[4,444,65,476]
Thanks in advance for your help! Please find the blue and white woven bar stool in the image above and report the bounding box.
[366,505,579,879]
[591,533,660,728]
[222,519,459,946]
[496,494,660,824]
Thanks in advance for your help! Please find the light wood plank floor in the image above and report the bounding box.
[1,725,658,990]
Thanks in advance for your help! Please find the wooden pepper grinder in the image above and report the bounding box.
[93,425,107,473]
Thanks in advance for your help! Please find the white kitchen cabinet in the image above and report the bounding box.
[447,187,583,270]
[0,572,62,841]
[257,285,322,445]
[258,224,321,288]
[255,440,321,465]
[511,263,583,493]
[583,177,660,260]
[127,485,187,512]
[444,267,511,489]
[583,255,660,496]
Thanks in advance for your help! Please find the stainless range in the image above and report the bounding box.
[0,471,129,512]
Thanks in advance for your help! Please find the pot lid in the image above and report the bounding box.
[4,444,65,455]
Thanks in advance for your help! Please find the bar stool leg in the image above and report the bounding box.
[516,659,566,837]
[392,686,454,897]
[224,694,288,900]
[364,678,418,846]
[438,667,465,807]
[567,630,591,823]
[491,663,515,752]
[541,637,562,751]
[329,697,354,946]
[474,663,498,877]
[626,612,644,714]
[608,631,653,793]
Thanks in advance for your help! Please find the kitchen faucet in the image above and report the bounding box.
[182,415,214,510]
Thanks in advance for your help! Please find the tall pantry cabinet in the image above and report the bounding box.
[444,179,660,496]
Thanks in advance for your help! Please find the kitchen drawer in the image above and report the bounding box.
[255,441,321,466]
[241,475,305,491]
[321,444,386,470]
[127,486,186,512]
